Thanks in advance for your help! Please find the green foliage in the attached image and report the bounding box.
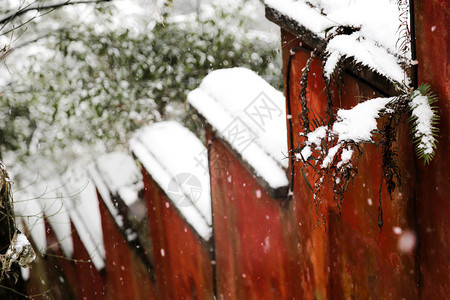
[409,83,439,164]
[0,4,281,164]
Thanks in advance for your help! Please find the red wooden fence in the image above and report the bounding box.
[16,1,448,298]
[207,133,295,299]
[141,169,213,299]
[413,1,450,297]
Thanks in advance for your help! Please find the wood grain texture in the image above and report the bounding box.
[142,169,214,300]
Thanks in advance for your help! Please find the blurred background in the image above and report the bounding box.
[0,0,282,188]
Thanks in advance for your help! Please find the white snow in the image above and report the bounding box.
[409,91,436,155]
[324,33,406,84]
[265,0,410,84]
[393,226,402,235]
[333,97,392,143]
[321,144,341,169]
[60,167,105,270]
[337,146,354,168]
[93,152,143,206]
[300,97,392,170]
[188,67,289,189]
[306,126,327,146]
[14,177,74,258]
[299,146,312,161]
[340,147,354,163]
[88,164,124,229]
[6,232,34,261]
[265,0,330,36]
[87,151,146,244]
[20,267,30,281]
[130,121,212,240]
[13,163,106,270]
[39,183,74,258]
[397,230,416,253]
[299,126,327,160]
[14,196,47,253]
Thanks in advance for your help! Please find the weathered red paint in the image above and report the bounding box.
[279,17,440,297]
[282,34,333,299]
[414,0,450,297]
[46,221,106,299]
[98,192,156,300]
[71,222,106,299]
[142,168,214,299]
[23,221,77,299]
[206,132,303,299]
[23,220,99,299]
[20,2,448,298]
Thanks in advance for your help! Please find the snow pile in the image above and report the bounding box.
[321,144,341,169]
[60,166,106,270]
[409,91,437,156]
[14,196,47,254]
[14,177,74,258]
[323,33,406,84]
[265,0,409,84]
[333,97,392,142]
[338,147,354,168]
[298,126,327,161]
[92,152,143,206]
[88,151,144,244]
[188,67,289,190]
[13,163,106,270]
[5,233,34,261]
[1,232,36,274]
[300,97,392,168]
[130,121,212,240]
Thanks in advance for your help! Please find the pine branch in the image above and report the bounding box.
[409,83,440,164]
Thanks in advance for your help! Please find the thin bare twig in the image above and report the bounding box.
[0,0,113,26]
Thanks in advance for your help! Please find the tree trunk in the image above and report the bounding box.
[0,162,25,299]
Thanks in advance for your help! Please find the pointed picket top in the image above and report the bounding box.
[130,121,212,240]
[188,67,289,195]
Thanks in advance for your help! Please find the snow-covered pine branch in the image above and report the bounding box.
[409,83,439,164]
[298,96,393,169]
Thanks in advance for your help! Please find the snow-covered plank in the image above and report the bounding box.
[187,67,289,191]
[130,121,212,240]
[93,152,143,207]
[14,177,74,258]
[60,166,106,270]
[265,0,409,85]
[14,195,47,253]
[13,164,106,270]
[88,151,144,244]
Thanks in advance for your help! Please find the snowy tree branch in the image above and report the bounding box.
[0,0,114,27]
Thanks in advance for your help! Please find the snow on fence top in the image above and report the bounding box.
[130,121,212,240]
[265,0,409,85]
[89,151,144,245]
[14,195,46,255]
[60,167,105,270]
[187,67,289,191]
[91,152,143,207]
[14,179,74,259]
[14,165,106,270]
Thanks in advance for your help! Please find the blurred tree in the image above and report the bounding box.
[0,0,281,172]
